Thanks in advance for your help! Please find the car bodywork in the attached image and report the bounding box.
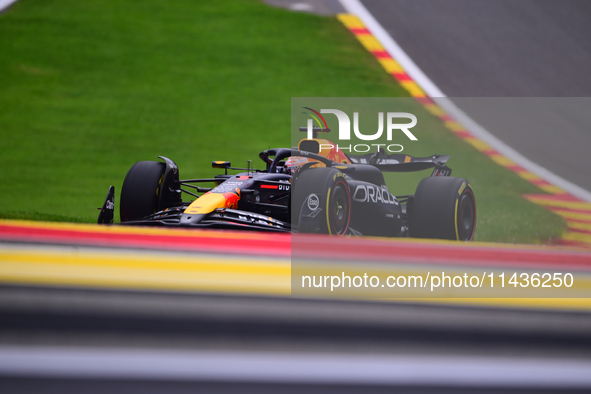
[98,133,474,240]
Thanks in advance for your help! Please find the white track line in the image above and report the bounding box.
[339,0,591,203]
[0,0,18,12]
[434,98,591,203]
[1,346,591,387]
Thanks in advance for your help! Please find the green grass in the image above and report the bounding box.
[0,0,565,243]
[0,210,87,223]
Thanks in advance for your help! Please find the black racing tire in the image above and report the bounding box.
[120,161,166,222]
[293,168,351,235]
[409,177,476,241]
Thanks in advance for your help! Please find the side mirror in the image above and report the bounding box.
[212,161,231,169]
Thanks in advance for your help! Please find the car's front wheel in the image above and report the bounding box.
[292,167,351,235]
[120,161,166,222]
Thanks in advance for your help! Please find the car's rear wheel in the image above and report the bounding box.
[409,177,476,241]
[293,168,351,235]
[120,161,165,222]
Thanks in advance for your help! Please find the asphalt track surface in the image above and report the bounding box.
[359,0,591,192]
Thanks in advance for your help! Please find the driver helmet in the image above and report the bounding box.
[283,156,310,174]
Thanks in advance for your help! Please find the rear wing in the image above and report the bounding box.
[296,136,451,176]
[348,152,452,176]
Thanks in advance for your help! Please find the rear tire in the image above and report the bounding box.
[293,168,351,235]
[410,177,476,241]
[120,161,165,222]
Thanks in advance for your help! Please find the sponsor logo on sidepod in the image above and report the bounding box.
[352,184,397,205]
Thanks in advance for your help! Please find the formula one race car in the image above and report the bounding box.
[98,129,476,240]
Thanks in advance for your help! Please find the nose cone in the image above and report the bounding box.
[179,213,207,226]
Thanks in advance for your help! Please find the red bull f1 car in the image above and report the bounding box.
[98,129,476,240]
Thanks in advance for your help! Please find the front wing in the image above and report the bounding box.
[122,207,291,232]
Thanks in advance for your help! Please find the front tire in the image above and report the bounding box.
[293,168,351,235]
[120,161,166,222]
[409,177,476,241]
